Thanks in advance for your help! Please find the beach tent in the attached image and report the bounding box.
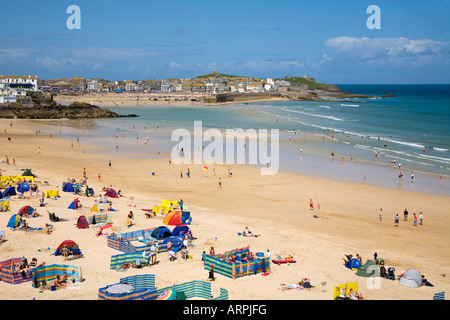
[85,187,94,197]
[345,258,362,271]
[17,182,30,193]
[163,211,182,226]
[105,188,119,198]
[162,236,183,252]
[91,203,102,213]
[399,268,422,288]
[150,226,173,240]
[22,169,35,177]
[172,224,191,237]
[76,215,89,229]
[7,214,22,229]
[54,240,79,256]
[68,199,79,210]
[355,260,379,277]
[63,183,74,193]
[3,187,16,197]
[17,206,35,217]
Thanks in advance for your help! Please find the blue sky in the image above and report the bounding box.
[1,0,449,83]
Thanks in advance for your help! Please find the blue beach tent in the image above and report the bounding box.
[63,183,74,193]
[17,182,31,193]
[346,258,363,271]
[68,198,80,209]
[162,236,183,252]
[3,187,16,197]
[172,224,190,237]
[150,226,173,240]
[7,214,23,229]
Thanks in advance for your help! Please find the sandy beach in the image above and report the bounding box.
[0,117,449,301]
[55,92,290,108]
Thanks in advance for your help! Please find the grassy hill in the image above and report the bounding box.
[279,77,341,91]
[195,72,242,79]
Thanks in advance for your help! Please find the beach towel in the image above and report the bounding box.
[16,227,42,232]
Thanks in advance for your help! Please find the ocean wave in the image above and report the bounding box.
[418,154,450,164]
[382,148,450,165]
[355,144,374,151]
[318,105,331,109]
[385,139,425,149]
[280,107,346,122]
[433,147,449,152]
[340,104,360,107]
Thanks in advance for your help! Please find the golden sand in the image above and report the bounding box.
[0,118,449,300]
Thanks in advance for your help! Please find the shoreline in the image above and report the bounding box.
[36,108,450,197]
[53,92,364,109]
[1,119,449,301]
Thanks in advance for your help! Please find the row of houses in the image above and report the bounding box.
[1,74,306,103]
[38,75,297,94]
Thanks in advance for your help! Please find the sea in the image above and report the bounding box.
[54,84,450,196]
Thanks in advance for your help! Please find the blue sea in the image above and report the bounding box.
[57,84,450,196]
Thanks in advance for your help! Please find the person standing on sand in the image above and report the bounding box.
[419,212,424,225]
[413,213,418,227]
[395,214,399,227]
[379,208,383,222]
[404,208,409,221]
[310,199,314,210]
[218,178,222,188]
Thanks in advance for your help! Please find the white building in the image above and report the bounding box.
[0,96,16,103]
[125,81,137,91]
[0,75,39,98]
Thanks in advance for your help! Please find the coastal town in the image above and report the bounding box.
[0,72,331,105]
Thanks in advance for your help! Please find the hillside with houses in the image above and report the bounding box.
[1,72,377,107]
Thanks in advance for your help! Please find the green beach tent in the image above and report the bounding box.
[355,260,379,277]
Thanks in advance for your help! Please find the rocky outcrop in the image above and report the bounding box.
[0,92,137,119]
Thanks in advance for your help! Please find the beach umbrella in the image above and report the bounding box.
[157,289,177,300]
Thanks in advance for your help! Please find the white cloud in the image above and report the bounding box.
[35,57,78,69]
[169,61,184,69]
[324,36,450,61]
[0,48,33,62]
